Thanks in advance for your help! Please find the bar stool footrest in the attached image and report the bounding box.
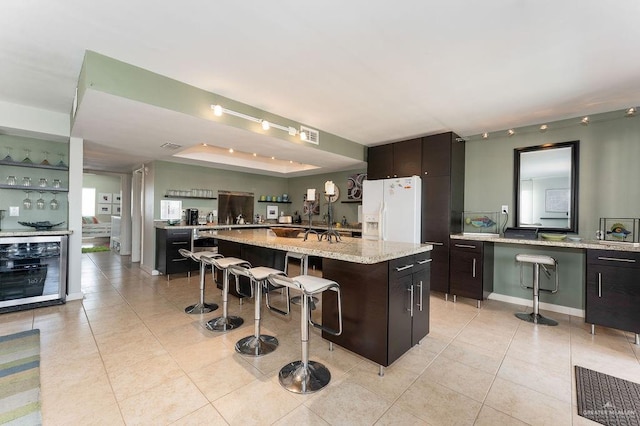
[515,312,558,326]
[279,360,331,394]
[185,302,218,314]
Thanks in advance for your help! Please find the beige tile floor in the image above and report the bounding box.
[2,251,639,425]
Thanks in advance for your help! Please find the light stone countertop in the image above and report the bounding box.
[155,222,363,233]
[451,233,640,252]
[0,229,72,237]
[199,228,431,264]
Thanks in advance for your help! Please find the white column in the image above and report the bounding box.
[66,137,84,300]
[118,173,132,256]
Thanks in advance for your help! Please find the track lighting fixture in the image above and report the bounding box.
[581,116,590,125]
[539,124,548,132]
[482,132,489,139]
[507,129,515,136]
[626,107,636,117]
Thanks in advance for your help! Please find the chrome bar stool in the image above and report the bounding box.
[267,273,343,394]
[204,256,250,331]
[284,251,318,308]
[515,253,559,326]
[177,249,219,314]
[228,264,286,356]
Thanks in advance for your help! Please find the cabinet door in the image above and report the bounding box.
[422,176,451,243]
[421,132,453,177]
[412,264,430,345]
[367,144,394,180]
[426,243,449,294]
[388,273,413,363]
[450,245,483,300]
[393,138,422,178]
[586,264,640,333]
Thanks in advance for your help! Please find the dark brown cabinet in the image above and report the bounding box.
[367,138,422,180]
[585,249,640,335]
[155,228,197,278]
[421,132,465,296]
[450,240,494,307]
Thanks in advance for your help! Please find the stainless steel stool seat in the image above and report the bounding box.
[267,273,342,394]
[515,253,559,326]
[228,265,285,356]
[177,249,219,314]
[204,257,250,331]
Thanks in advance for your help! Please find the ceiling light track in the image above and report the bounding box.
[211,104,313,142]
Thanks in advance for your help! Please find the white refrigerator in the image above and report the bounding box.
[362,176,421,244]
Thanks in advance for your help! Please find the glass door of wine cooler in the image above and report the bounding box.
[0,235,67,312]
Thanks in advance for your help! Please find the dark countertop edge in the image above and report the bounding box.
[0,230,73,237]
[451,233,640,252]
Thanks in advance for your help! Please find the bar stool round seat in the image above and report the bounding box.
[228,265,286,356]
[204,257,250,331]
[284,251,319,308]
[515,253,559,326]
[177,249,219,314]
[267,273,343,394]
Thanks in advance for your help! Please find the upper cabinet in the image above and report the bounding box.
[367,138,422,180]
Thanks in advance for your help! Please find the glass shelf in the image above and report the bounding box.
[341,200,362,203]
[0,184,69,192]
[258,200,292,204]
[0,159,68,171]
[164,195,216,200]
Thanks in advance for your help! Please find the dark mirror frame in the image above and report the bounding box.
[513,140,580,234]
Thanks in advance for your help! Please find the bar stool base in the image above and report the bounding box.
[235,335,278,356]
[279,360,331,394]
[206,316,244,331]
[515,312,558,326]
[185,303,218,315]
[290,295,319,308]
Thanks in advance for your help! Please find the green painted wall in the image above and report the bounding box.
[464,112,640,309]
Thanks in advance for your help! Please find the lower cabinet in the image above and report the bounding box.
[449,240,493,305]
[585,249,640,334]
[155,228,197,277]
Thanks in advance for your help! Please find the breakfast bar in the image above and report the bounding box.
[199,228,433,371]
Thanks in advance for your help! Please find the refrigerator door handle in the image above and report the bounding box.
[380,201,387,241]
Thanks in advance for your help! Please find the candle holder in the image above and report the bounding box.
[303,198,320,241]
[319,194,341,243]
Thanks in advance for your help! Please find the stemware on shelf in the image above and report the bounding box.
[38,178,48,188]
[23,192,32,210]
[22,149,32,164]
[22,177,32,187]
[6,176,17,186]
[3,147,13,162]
[52,179,61,189]
[41,151,50,166]
[36,192,46,210]
[50,194,59,210]
[57,152,67,168]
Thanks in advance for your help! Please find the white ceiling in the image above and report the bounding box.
[1,1,639,174]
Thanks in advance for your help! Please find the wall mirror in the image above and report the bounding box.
[514,140,579,233]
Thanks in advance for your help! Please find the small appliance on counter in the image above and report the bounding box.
[185,208,199,225]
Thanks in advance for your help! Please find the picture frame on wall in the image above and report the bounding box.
[99,193,112,203]
[112,193,121,203]
[98,204,112,214]
[114,205,122,214]
[266,205,278,219]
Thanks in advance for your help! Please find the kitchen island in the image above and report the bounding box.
[199,228,433,371]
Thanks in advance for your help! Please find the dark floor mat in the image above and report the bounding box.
[575,365,640,426]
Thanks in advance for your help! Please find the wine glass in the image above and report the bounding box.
[36,192,46,210]
[22,176,32,187]
[23,192,32,210]
[57,152,67,168]
[38,178,48,188]
[3,147,13,162]
[6,176,16,186]
[41,151,50,166]
[22,149,32,164]
[50,193,59,210]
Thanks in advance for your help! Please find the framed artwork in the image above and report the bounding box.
[114,205,122,214]
[347,173,367,200]
[98,204,112,214]
[545,188,569,212]
[266,205,278,219]
[98,193,112,203]
[112,193,121,203]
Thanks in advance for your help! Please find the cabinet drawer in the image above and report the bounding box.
[451,240,483,253]
[166,229,193,241]
[413,253,432,272]
[587,250,640,268]
[389,255,416,278]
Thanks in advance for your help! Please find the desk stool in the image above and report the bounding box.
[267,273,343,394]
[228,264,286,356]
[177,249,219,314]
[204,256,250,331]
[515,253,559,326]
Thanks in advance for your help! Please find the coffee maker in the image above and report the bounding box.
[185,208,199,225]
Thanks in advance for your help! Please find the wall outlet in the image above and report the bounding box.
[501,205,509,215]
[9,206,19,216]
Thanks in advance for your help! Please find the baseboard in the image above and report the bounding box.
[487,293,585,318]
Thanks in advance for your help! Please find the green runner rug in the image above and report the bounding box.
[0,329,41,425]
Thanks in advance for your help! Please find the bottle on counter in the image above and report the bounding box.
[341,216,348,226]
